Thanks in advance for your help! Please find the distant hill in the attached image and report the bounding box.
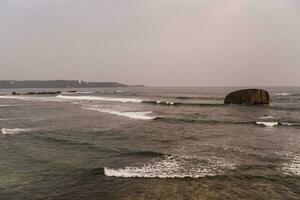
[0,80,133,88]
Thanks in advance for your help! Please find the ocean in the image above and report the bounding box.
[0,87,299,200]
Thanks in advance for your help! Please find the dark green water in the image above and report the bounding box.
[0,87,299,199]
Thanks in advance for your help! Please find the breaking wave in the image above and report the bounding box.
[0,104,14,107]
[154,117,254,125]
[176,96,223,100]
[275,93,291,96]
[104,155,235,178]
[142,100,224,107]
[0,95,62,102]
[1,128,32,135]
[154,117,300,127]
[83,106,156,120]
[56,95,143,103]
[256,121,278,127]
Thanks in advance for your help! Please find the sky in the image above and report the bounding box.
[0,0,300,86]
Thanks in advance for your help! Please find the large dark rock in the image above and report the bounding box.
[224,89,270,105]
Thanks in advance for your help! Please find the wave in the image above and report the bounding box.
[154,117,300,128]
[154,117,254,125]
[143,100,175,105]
[143,100,224,107]
[0,104,15,107]
[62,91,94,95]
[0,118,19,121]
[83,106,156,120]
[256,121,278,127]
[275,93,291,96]
[1,128,32,135]
[279,122,300,126]
[104,155,235,178]
[256,121,300,127]
[281,153,300,176]
[0,95,62,102]
[0,95,31,100]
[176,96,223,100]
[56,95,143,103]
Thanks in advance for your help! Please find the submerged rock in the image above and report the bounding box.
[11,91,62,95]
[224,89,270,105]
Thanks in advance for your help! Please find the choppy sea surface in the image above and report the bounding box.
[0,87,299,200]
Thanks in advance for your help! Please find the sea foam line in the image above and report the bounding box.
[83,106,156,120]
[0,95,62,102]
[0,104,15,107]
[275,93,290,96]
[56,95,143,103]
[104,156,235,178]
[1,128,32,135]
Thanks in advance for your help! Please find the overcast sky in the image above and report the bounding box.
[0,0,299,86]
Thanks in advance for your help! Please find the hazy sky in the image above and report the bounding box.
[0,0,300,86]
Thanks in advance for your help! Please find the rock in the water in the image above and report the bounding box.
[11,91,62,95]
[224,89,270,105]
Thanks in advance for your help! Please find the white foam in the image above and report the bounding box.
[165,101,175,105]
[56,95,143,103]
[104,156,235,178]
[256,121,278,127]
[0,104,14,107]
[0,119,13,121]
[280,122,299,126]
[281,153,300,176]
[0,95,62,102]
[83,106,156,120]
[275,93,290,96]
[1,128,32,135]
[156,101,175,105]
[0,96,32,100]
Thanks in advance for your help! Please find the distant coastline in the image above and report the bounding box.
[0,80,144,88]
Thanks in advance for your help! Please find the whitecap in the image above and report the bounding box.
[275,93,290,96]
[1,128,32,135]
[83,106,156,120]
[56,95,143,103]
[104,156,235,178]
[166,101,175,105]
[256,121,278,127]
[0,96,31,100]
[281,153,300,176]
[0,95,62,102]
[280,122,294,126]
[0,104,14,107]
[155,101,175,105]
[0,119,13,121]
